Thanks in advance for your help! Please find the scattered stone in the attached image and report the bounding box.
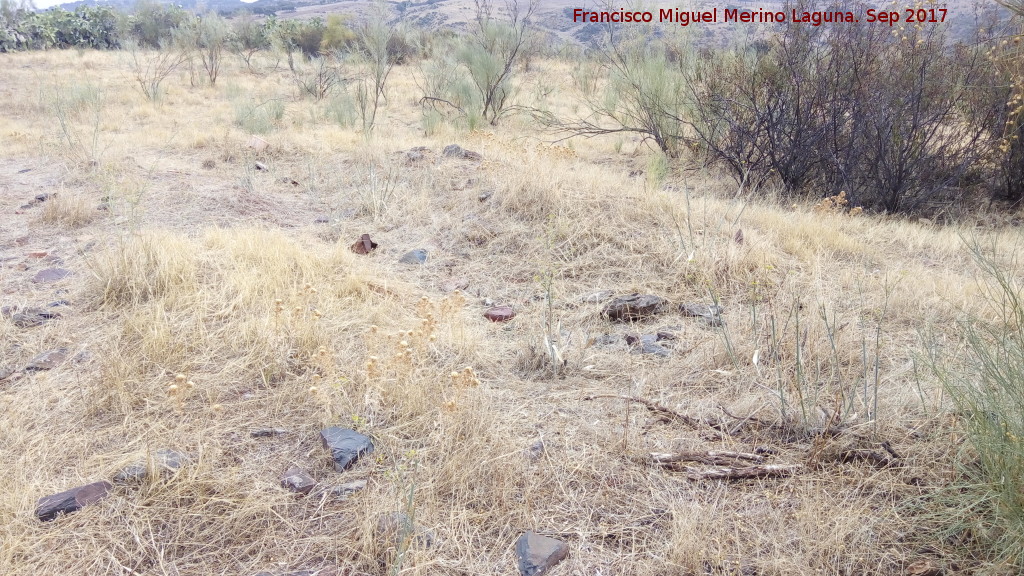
[313,214,330,224]
[17,167,31,173]
[634,342,671,357]
[329,479,367,498]
[442,144,482,161]
[25,348,69,371]
[376,512,436,548]
[591,333,620,347]
[905,559,943,576]
[441,277,470,293]
[405,149,425,163]
[624,333,656,347]
[112,463,148,484]
[515,531,568,576]
[320,427,374,472]
[399,249,428,265]
[0,366,14,381]
[153,448,187,475]
[484,306,515,322]
[478,190,493,202]
[581,290,614,303]
[27,251,47,258]
[31,267,71,284]
[602,294,667,322]
[350,234,378,255]
[36,481,112,521]
[35,192,54,203]
[4,306,62,328]
[247,136,269,152]
[251,428,288,438]
[254,161,268,171]
[525,440,545,461]
[680,303,724,327]
[655,331,677,341]
[113,449,187,483]
[281,467,317,495]
[483,297,495,307]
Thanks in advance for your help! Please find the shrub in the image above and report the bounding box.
[931,239,1024,570]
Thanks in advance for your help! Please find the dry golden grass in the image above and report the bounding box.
[0,48,1020,575]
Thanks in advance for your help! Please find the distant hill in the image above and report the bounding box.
[45,0,1010,46]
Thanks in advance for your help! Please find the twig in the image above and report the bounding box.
[651,450,765,467]
[583,394,727,434]
[683,464,801,481]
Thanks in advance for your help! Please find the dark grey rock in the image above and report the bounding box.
[525,440,545,461]
[320,427,374,471]
[35,192,53,202]
[113,449,188,484]
[602,294,667,321]
[633,342,671,357]
[112,463,147,484]
[329,479,367,498]
[31,268,71,284]
[624,333,657,347]
[281,467,317,495]
[36,481,112,521]
[680,303,724,327]
[153,448,187,475]
[442,144,482,161]
[313,215,330,224]
[398,249,428,265]
[515,531,568,576]
[442,144,464,157]
[25,348,69,371]
[13,308,61,327]
[254,161,268,171]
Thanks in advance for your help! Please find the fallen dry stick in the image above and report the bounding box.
[683,464,802,481]
[583,394,728,434]
[651,450,766,467]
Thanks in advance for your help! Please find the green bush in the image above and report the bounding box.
[933,239,1024,570]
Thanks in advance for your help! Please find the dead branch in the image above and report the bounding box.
[651,450,765,467]
[683,464,801,481]
[419,96,464,113]
[583,394,728,435]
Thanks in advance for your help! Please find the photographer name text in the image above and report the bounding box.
[572,7,947,26]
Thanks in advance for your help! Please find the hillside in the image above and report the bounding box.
[46,0,1004,45]
[0,47,1021,575]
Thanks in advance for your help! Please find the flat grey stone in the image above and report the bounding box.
[515,531,568,576]
[329,479,367,498]
[320,427,374,471]
[680,303,724,327]
[31,268,71,283]
[36,481,111,521]
[603,294,667,321]
[25,348,69,370]
[398,249,428,265]
[281,467,317,495]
